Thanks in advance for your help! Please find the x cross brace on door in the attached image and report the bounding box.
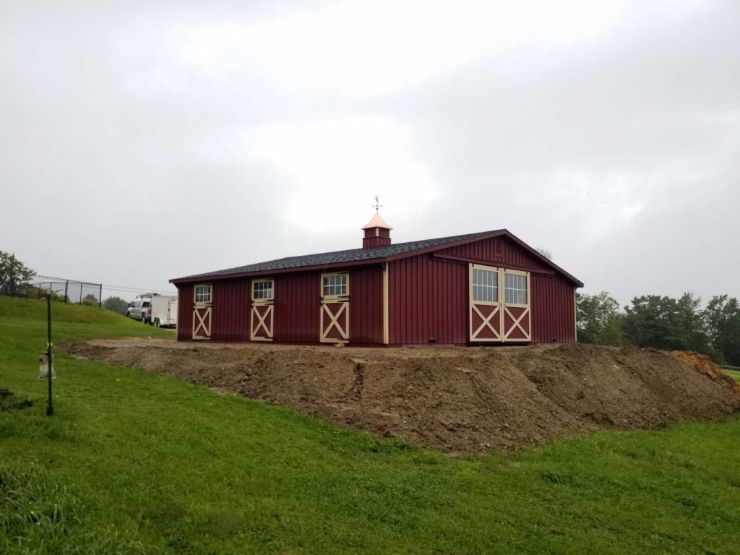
[193,307,211,338]
[322,303,348,340]
[471,304,500,340]
[503,307,529,340]
[251,306,273,339]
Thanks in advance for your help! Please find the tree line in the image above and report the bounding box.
[577,291,740,366]
[0,251,35,296]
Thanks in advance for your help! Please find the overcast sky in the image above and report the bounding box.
[1,0,738,304]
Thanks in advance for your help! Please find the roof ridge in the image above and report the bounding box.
[172,229,496,282]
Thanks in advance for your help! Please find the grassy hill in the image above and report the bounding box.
[1,296,739,553]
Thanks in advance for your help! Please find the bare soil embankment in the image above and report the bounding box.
[65,340,740,452]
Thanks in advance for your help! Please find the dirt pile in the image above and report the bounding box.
[65,340,740,452]
[669,350,740,393]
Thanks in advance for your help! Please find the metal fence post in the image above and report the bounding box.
[99,283,102,307]
[64,280,69,303]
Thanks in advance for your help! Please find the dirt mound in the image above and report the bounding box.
[669,350,740,393]
[64,340,740,452]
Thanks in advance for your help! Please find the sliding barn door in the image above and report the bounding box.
[469,265,531,343]
[320,273,349,343]
[469,264,502,342]
[250,279,274,341]
[502,270,531,341]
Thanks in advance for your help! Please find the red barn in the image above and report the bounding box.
[170,214,582,345]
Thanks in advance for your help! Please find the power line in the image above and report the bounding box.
[102,284,176,295]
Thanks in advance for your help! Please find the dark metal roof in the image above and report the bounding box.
[173,231,492,282]
[171,228,583,287]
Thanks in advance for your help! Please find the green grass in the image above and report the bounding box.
[1,296,739,553]
[723,368,740,382]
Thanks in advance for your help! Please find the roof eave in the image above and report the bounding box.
[169,256,389,285]
[169,228,583,288]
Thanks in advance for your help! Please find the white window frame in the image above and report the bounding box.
[471,266,499,305]
[193,283,212,306]
[321,272,349,299]
[504,270,529,307]
[251,279,274,302]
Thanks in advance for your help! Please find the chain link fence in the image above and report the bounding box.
[15,275,103,306]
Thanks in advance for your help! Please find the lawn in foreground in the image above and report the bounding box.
[1,297,739,553]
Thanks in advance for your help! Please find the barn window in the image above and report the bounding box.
[322,273,348,297]
[252,279,274,301]
[505,273,528,305]
[194,284,212,304]
[472,268,498,303]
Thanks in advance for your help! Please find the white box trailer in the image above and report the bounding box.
[149,295,178,328]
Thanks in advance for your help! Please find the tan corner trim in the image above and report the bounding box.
[383,262,389,344]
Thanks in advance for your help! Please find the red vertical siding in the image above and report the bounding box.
[176,266,385,344]
[273,273,320,343]
[389,235,577,345]
[211,279,250,342]
[176,283,193,341]
[272,266,383,344]
[389,256,469,345]
[440,235,550,273]
[349,265,384,344]
[531,273,576,343]
[175,234,577,345]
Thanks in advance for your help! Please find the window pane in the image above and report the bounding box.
[504,273,527,304]
[195,285,211,303]
[323,274,348,297]
[472,268,498,302]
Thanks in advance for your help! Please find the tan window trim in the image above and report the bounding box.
[251,278,275,302]
[193,283,212,306]
[321,272,350,300]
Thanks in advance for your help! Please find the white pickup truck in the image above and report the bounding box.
[126,296,151,321]
[127,294,178,327]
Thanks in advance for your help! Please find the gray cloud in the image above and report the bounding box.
[1,0,738,304]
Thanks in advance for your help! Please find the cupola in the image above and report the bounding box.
[362,212,392,249]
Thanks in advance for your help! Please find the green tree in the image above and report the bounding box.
[0,251,35,296]
[623,293,712,354]
[103,296,130,315]
[576,291,625,345]
[704,295,740,366]
[81,293,99,306]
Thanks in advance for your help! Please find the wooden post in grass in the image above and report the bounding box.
[46,293,54,416]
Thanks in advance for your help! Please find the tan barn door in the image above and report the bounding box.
[250,279,274,341]
[193,284,212,340]
[502,270,531,341]
[469,264,502,342]
[320,273,349,343]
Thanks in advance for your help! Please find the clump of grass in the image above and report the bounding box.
[0,390,32,413]
[0,463,145,553]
